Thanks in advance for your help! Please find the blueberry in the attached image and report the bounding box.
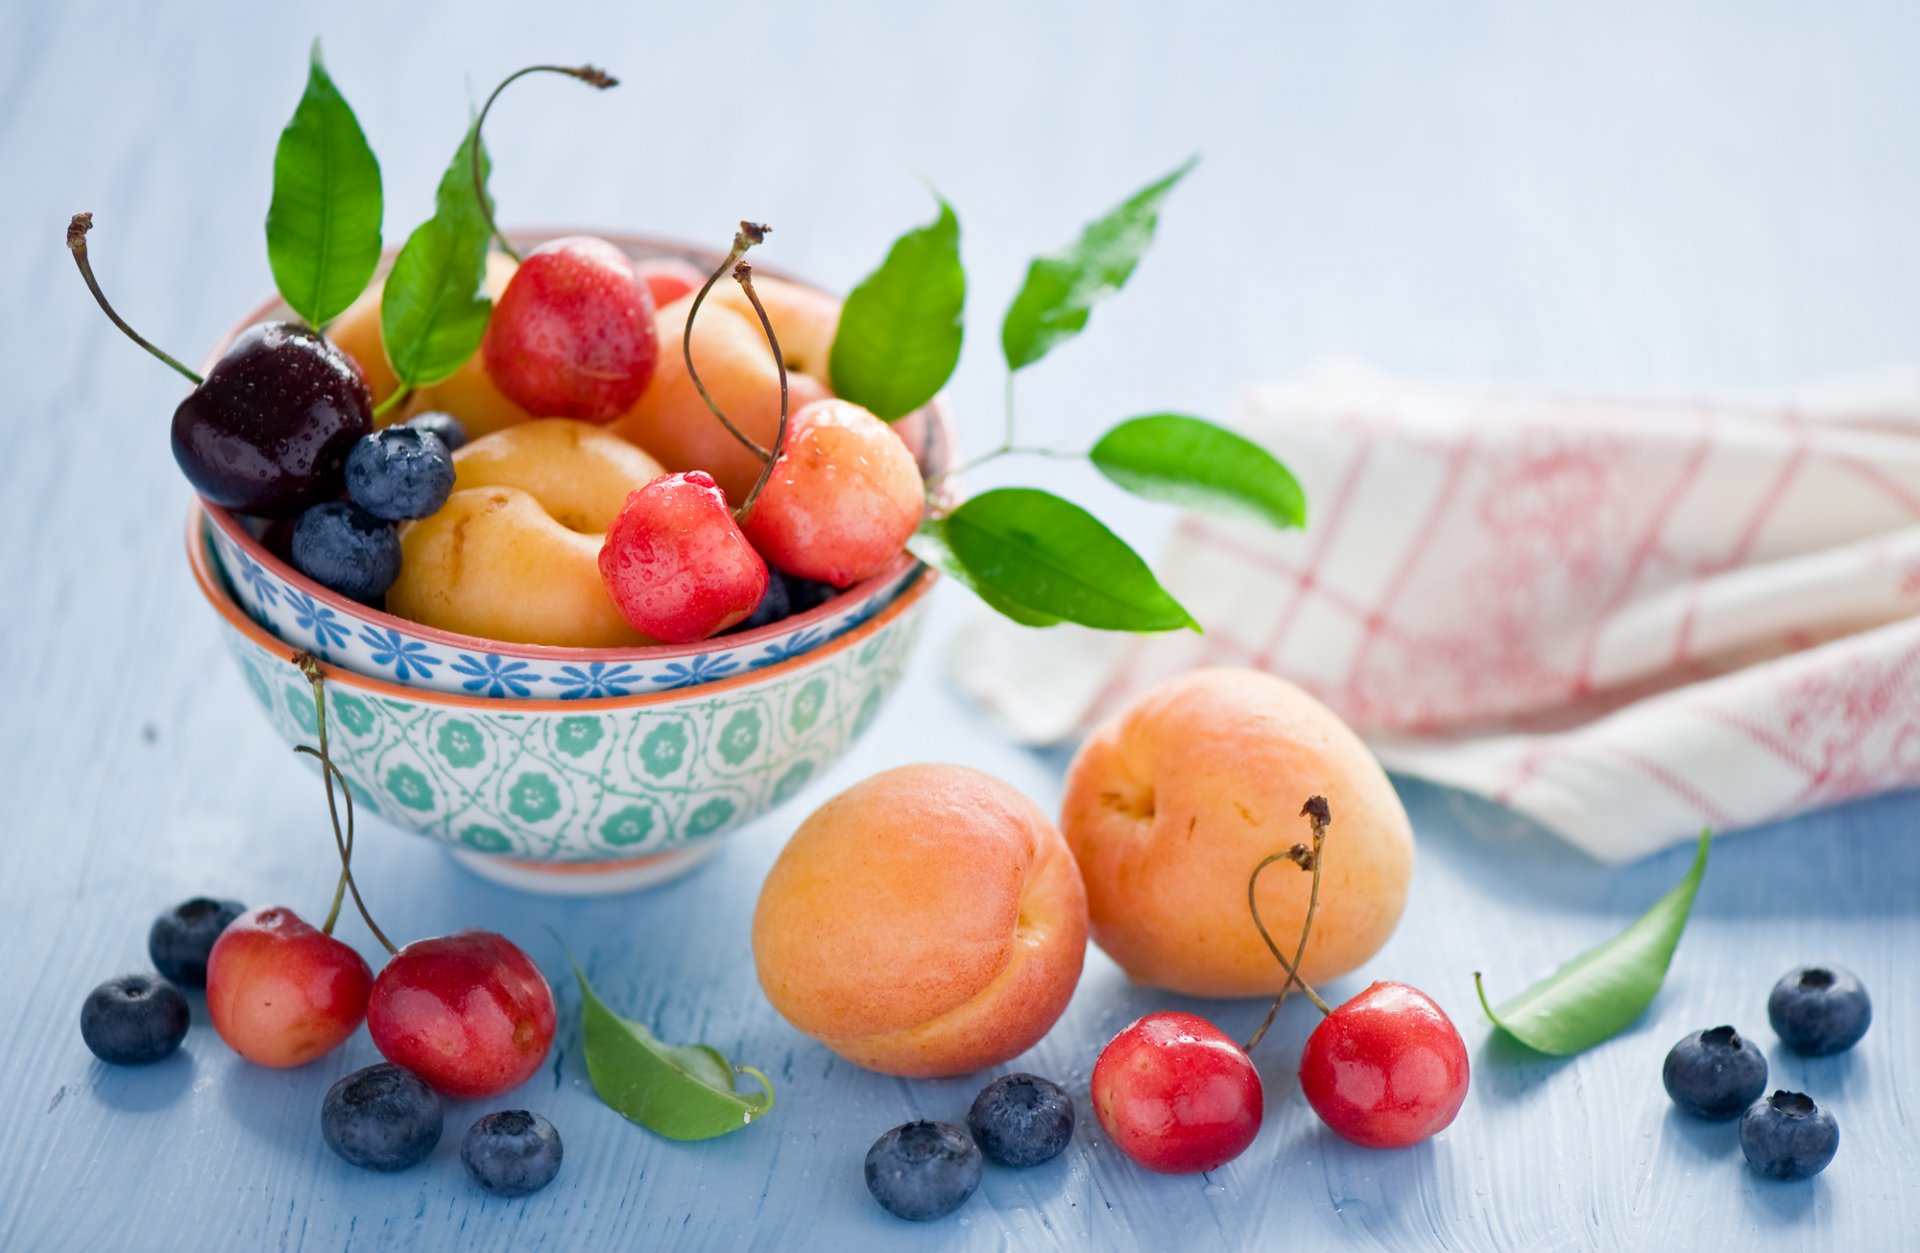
[461,1109,563,1197]
[403,411,470,454]
[782,573,839,616]
[321,1063,443,1172]
[344,426,455,521]
[967,1073,1076,1167]
[1740,1090,1838,1181]
[725,570,791,634]
[147,897,246,986]
[864,1121,982,1222]
[1661,1025,1768,1120]
[80,973,190,1065]
[291,501,401,603]
[1769,965,1871,1056]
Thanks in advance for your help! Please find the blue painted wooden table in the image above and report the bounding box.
[3,3,1915,1249]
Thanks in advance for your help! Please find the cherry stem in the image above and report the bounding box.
[65,213,203,386]
[684,222,774,465]
[1244,796,1334,1052]
[471,64,619,262]
[732,262,790,522]
[293,653,398,955]
[371,386,411,422]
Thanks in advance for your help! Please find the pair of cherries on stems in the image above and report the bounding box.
[1091,798,1470,1173]
[204,656,555,1098]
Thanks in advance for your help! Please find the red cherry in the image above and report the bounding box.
[205,907,372,1068]
[636,257,705,308]
[1299,981,1469,1149]
[482,236,658,423]
[1091,1010,1263,1173]
[599,471,771,643]
[367,931,556,1100]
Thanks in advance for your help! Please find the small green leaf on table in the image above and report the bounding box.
[381,126,495,388]
[940,487,1199,633]
[1001,155,1196,372]
[266,40,383,328]
[1091,414,1306,530]
[1476,829,1712,1056]
[829,196,965,421]
[908,521,1060,627]
[573,961,773,1141]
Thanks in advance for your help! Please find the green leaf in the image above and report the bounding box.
[941,488,1199,633]
[1476,829,1712,1056]
[1001,156,1195,371]
[907,520,1060,627]
[573,960,773,1141]
[267,41,383,327]
[1091,414,1306,530]
[380,126,494,387]
[828,197,965,421]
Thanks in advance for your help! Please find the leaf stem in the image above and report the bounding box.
[371,385,411,421]
[926,443,1080,488]
[684,222,773,464]
[294,653,398,955]
[1244,796,1334,1052]
[65,214,204,386]
[471,64,619,261]
[731,262,789,522]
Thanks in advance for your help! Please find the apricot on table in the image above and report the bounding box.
[752,764,1089,1078]
[611,275,838,503]
[1060,668,1413,998]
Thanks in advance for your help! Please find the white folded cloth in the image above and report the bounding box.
[950,364,1920,863]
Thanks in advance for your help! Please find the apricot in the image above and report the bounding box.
[611,275,838,502]
[1060,668,1413,998]
[752,764,1089,1078]
[385,420,666,647]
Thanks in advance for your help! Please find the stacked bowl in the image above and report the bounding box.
[190,235,945,895]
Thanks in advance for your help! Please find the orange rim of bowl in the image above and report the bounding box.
[187,500,937,712]
[198,228,955,666]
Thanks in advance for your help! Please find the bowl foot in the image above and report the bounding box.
[447,843,723,896]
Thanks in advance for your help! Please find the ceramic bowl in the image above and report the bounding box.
[197,230,953,699]
[189,511,936,895]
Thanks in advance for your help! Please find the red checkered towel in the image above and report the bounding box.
[951,365,1920,862]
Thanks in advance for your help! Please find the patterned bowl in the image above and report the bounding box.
[188,510,936,895]
[197,229,953,699]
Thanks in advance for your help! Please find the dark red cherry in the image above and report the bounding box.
[171,322,373,517]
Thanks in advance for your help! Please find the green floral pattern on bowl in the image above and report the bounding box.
[212,595,928,863]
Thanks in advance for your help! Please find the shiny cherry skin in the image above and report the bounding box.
[172,322,373,516]
[367,931,557,1099]
[204,906,373,1068]
[481,236,657,423]
[599,471,771,643]
[1299,981,1469,1149]
[1091,1010,1263,1174]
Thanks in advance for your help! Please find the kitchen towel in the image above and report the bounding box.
[950,364,1920,863]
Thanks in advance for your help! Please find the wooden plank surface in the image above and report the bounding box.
[1,3,1915,1250]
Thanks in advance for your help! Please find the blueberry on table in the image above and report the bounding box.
[344,426,456,521]
[80,973,190,1065]
[291,501,402,604]
[865,1121,983,1221]
[1768,966,1871,1056]
[321,1063,443,1173]
[1661,1026,1768,1120]
[147,897,245,987]
[403,411,470,453]
[1740,1090,1839,1181]
[461,1110,563,1197]
[968,1073,1076,1167]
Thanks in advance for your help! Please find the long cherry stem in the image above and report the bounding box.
[732,261,790,521]
[294,654,398,955]
[1244,796,1334,1052]
[66,213,204,386]
[471,64,618,262]
[684,222,774,463]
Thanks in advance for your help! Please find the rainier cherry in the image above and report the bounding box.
[205,906,373,1068]
[1090,1011,1263,1173]
[636,256,705,308]
[1299,981,1469,1149]
[599,471,771,643]
[482,235,658,423]
[368,931,557,1100]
